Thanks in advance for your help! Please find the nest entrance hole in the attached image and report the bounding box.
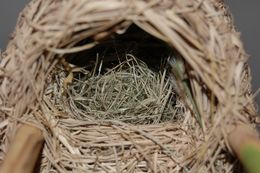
[55,24,185,125]
[65,24,173,72]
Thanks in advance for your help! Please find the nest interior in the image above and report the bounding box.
[0,0,257,173]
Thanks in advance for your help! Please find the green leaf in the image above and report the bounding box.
[168,56,202,128]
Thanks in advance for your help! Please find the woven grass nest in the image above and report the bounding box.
[0,0,258,172]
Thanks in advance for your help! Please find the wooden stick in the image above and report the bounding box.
[228,124,260,173]
[0,124,44,173]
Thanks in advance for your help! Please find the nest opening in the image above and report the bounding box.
[66,25,173,71]
[47,24,186,125]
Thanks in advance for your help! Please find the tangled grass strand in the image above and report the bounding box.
[51,55,184,125]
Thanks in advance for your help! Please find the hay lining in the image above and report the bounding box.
[47,55,184,125]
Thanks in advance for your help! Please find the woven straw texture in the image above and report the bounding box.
[0,0,257,172]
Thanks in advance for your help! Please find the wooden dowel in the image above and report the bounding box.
[228,124,260,173]
[0,124,44,173]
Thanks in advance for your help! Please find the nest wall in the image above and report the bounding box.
[0,0,257,172]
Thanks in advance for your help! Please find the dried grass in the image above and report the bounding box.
[0,0,257,172]
[48,55,183,125]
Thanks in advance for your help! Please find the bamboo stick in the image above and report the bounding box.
[0,124,44,173]
[228,124,260,173]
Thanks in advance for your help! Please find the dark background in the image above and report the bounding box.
[0,0,259,111]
